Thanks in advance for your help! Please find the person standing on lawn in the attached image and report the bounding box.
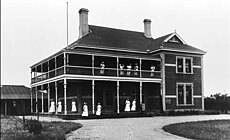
[96,102,102,116]
[82,102,88,117]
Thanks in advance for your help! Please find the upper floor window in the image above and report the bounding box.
[177,83,193,106]
[176,57,193,74]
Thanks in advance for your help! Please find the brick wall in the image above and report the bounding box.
[164,53,203,110]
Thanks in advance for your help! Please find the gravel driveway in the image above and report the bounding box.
[22,115,230,140]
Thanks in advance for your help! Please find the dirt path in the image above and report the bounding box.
[66,115,230,140]
[22,115,230,140]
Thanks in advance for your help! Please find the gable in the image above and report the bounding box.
[164,33,186,44]
[168,35,183,44]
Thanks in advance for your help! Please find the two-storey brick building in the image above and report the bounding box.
[30,8,205,115]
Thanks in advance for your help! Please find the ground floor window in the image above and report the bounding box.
[177,83,193,105]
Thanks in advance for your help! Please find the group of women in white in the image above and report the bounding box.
[82,102,102,116]
[49,100,102,117]
[49,99,77,114]
[49,98,137,116]
[124,98,136,112]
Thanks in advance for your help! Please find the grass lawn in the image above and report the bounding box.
[1,115,82,140]
[163,119,230,140]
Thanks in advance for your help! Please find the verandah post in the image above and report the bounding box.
[55,81,58,114]
[30,87,33,113]
[92,80,95,114]
[140,81,142,109]
[64,79,67,115]
[64,52,66,74]
[35,86,38,113]
[48,83,50,113]
[117,81,120,113]
[41,85,44,113]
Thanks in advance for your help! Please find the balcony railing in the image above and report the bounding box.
[31,66,64,83]
[32,65,161,83]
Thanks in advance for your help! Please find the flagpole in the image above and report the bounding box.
[66,2,69,47]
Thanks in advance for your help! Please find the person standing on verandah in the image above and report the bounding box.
[100,61,105,74]
[150,65,155,76]
[57,99,62,113]
[71,99,77,113]
[96,102,102,116]
[134,63,139,76]
[49,100,55,114]
[124,98,131,112]
[127,64,132,76]
[131,98,136,111]
[82,102,88,117]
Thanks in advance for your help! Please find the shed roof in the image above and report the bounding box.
[1,85,31,100]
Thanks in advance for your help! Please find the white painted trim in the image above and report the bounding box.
[193,65,201,68]
[201,56,205,110]
[165,95,177,98]
[31,74,162,87]
[161,51,204,57]
[117,81,120,113]
[163,32,186,44]
[193,95,202,98]
[166,109,204,112]
[149,48,206,55]
[176,56,193,74]
[165,63,176,67]
[65,74,162,83]
[160,54,166,111]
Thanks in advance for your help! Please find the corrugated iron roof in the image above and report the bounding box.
[1,85,46,100]
[1,85,31,99]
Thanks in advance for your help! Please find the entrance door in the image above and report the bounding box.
[95,81,116,113]
[103,89,114,106]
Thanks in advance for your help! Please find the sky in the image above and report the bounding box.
[1,0,230,97]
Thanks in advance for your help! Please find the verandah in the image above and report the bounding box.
[31,80,161,115]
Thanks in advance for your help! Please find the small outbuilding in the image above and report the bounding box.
[1,85,40,115]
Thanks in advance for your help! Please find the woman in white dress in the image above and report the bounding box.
[82,102,88,117]
[127,64,132,76]
[71,99,77,112]
[96,102,102,116]
[131,99,136,111]
[57,100,62,113]
[100,62,105,74]
[150,65,155,76]
[49,100,55,114]
[124,98,131,112]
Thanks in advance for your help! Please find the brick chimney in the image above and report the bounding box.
[143,19,151,38]
[79,8,89,38]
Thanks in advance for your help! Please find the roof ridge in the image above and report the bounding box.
[89,24,146,35]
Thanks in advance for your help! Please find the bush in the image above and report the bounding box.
[25,119,42,135]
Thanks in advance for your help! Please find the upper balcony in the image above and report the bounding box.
[31,53,161,84]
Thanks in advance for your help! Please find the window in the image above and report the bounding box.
[177,83,193,105]
[185,59,192,73]
[176,57,193,74]
[177,58,183,73]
